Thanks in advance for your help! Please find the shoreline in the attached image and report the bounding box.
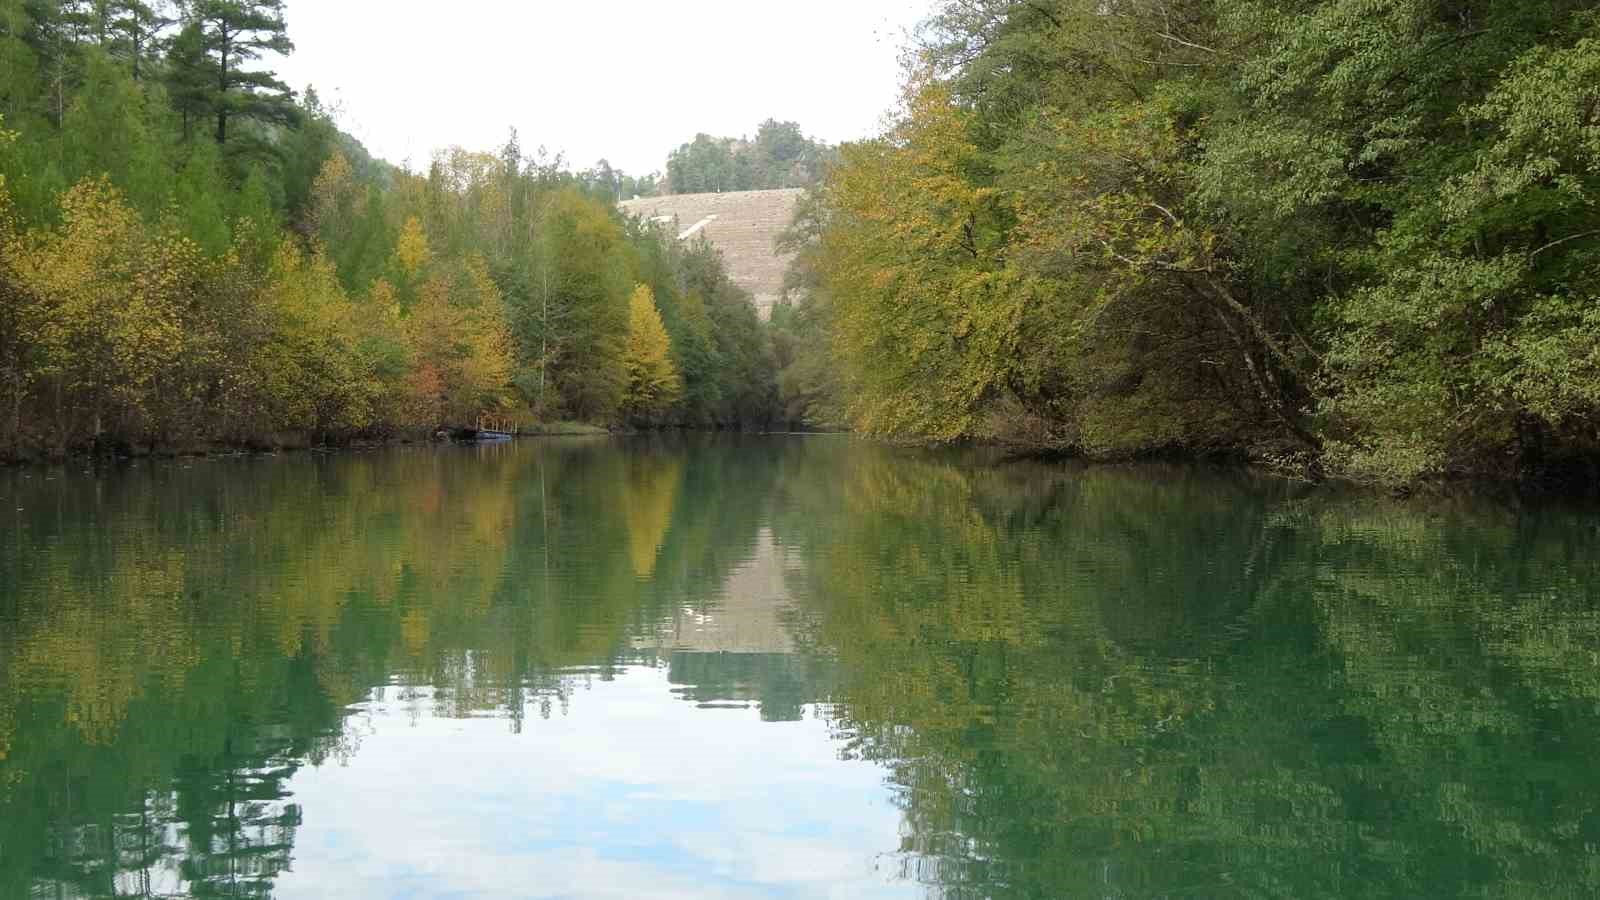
[0,422,830,468]
[927,438,1600,502]
[0,423,616,468]
[6,430,1594,501]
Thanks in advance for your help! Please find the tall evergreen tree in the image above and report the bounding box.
[0,1,43,121]
[172,0,295,146]
[104,0,171,79]
[163,18,208,140]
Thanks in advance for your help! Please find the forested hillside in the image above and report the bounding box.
[8,0,1593,487]
[0,0,780,460]
[782,0,1600,486]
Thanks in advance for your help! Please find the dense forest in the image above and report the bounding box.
[781,0,1600,486]
[7,0,1598,488]
[0,0,783,461]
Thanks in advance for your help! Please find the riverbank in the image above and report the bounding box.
[976,434,1600,501]
[0,421,618,467]
[9,425,1593,501]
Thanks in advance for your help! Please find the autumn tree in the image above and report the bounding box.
[789,0,1600,484]
[400,220,513,427]
[621,284,681,423]
[0,113,33,451]
[0,6,785,456]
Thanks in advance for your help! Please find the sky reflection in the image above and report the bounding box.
[275,667,918,899]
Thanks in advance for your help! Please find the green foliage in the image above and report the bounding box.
[0,2,43,123]
[0,1,787,455]
[665,119,834,194]
[176,0,298,147]
[795,0,1600,484]
[530,184,631,420]
[59,49,168,215]
[169,137,229,254]
[681,236,778,427]
[577,157,659,202]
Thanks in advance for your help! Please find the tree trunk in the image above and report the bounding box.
[216,31,229,144]
[8,379,20,458]
[540,267,549,414]
[1212,309,1320,450]
[52,378,66,455]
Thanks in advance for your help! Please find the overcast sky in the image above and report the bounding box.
[273,1,934,176]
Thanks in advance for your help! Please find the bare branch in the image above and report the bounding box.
[1530,229,1600,259]
[1154,31,1220,55]
[1146,202,1180,225]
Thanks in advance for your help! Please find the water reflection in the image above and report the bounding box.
[276,674,907,900]
[2,437,1599,897]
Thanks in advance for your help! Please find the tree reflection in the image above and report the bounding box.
[0,439,789,896]
[774,444,1600,898]
[2,439,1600,897]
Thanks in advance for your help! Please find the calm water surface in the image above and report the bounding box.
[2,436,1599,898]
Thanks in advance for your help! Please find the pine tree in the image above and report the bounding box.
[170,0,296,147]
[81,1,171,79]
[0,1,43,122]
[163,20,210,141]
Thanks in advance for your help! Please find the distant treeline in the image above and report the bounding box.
[664,120,835,195]
[571,120,836,200]
[781,0,1600,486]
[0,0,787,460]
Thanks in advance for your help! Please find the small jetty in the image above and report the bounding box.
[449,414,517,442]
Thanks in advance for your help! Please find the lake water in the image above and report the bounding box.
[2,435,1598,898]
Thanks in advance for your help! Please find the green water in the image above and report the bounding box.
[2,436,1598,899]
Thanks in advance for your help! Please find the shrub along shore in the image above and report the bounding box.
[776,1,1600,490]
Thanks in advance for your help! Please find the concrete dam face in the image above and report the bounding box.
[618,188,803,317]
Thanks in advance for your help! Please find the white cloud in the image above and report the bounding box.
[274,667,920,899]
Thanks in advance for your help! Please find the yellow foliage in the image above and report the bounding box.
[821,78,1031,441]
[405,258,514,425]
[624,455,684,577]
[462,252,499,309]
[310,151,354,235]
[368,276,402,320]
[394,215,432,278]
[254,241,379,431]
[11,548,196,744]
[343,277,417,425]
[7,178,196,436]
[0,114,13,208]
[401,608,431,656]
[622,284,682,420]
[458,254,515,409]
